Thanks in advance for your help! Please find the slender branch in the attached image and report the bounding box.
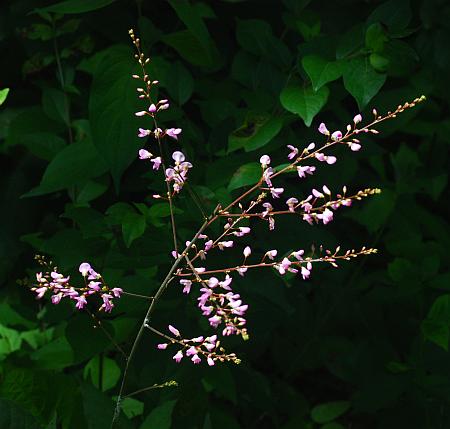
[121,291,154,300]
[124,380,178,399]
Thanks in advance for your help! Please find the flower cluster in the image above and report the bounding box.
[151,324,240,366]
[31,256,122,312]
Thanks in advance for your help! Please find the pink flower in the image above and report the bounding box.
[263,167,273,187]
[165,128,182,140]
[318,122,330,135]
[243,246,251,258]
[138,128,151,138]
[75,295,87,310]
[312,189,324,198]
[317,208,334,224]
[79,263,92,277]
[135,111,147,116]
[207,277,219,288]
[139,149,152,160]
[186,346,198,356]
[180,279,192,294]
[331,131,342,141]
[265,249,278,260]
[191,354,201,364]
[51,293,62,304]
[168,325,181,337]
[209,314,222,328]
[287,145,298,159]
[148,104,157,113]
[111,288,123,298]
[286,197,298,212]
[270,187,284,198]
[322,185,331,195]
[350,143,361,151]
[173,350,183,363]
[35,287,47,299]
[297,165,316,178]
[326,156,337,165]
[219,274,233,290]
[301,266,311,280]
[353,114,362,124]
[306,142,316,151]
[172,151,185,163]
[101,294,114,312]
[260,155,271,168]
[207,356,215,366]
[151,157,161,170]
[157,343,168,350]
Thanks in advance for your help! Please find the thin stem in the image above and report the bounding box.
[124,380,178,399]
[121,291,154,300]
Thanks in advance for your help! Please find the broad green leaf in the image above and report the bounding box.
[140,400,176,429]
[311,401,351,424]
[122,212,146,248]
[30,337,74,370]
[336,24,364,59]
[228,116,283,152]
[121,397,144,419]
[22,138,108,197]
[75,179,109,204]
[228,162,261,191]
[280,82,329,126]
[422,295,450,351]
[367,0,412,32]
[0,88,9,106]
[39,0,117,14]
[89,45,142,188]
[369,53,390,72]
[343,57,386,110]
[83,355,121,391]
[165,0,220,68]
[301,55,342,91]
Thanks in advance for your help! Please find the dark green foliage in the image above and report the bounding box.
[0,0,449,428]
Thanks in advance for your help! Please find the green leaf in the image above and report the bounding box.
[228,115,283,152]
[311,401,351,424]
[280,82,329,126]
[83,355,121,391]
[122,212,146,248]
[422,295,450,351]
[367,0,412,32]
[89,45,142,188]
[228,162,261,191]
[365,23,388,53]
[140,400,176,429]
[22,138,108,197]
[301,55,342,91]
[0,88,10,106]
[369,53,390,72]
[42,88,69,125]
[321,423,346,429]
[38,0,117,14]
[343,57,386,110]
[121,397,144,419]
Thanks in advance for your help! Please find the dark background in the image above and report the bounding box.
[0,0,449,428]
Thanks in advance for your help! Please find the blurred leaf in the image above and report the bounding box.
[422,295,450,351]
[365,23,388,53]
[22,137,108,197]
[89,45,142,188]
[228,162,261,191]
[343,57,386,110]
[229,115,283,152]
[280,82,329,126]
[42,88,69,125]
[0,88,9,106]
[121,397,144,419]
[140,400,176,429]
[39,0,117,14]
[367,0,412,32]
[83,355,121,391]
[311,401,350,424]
[122,211,146,248]
[301,55,342,91]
